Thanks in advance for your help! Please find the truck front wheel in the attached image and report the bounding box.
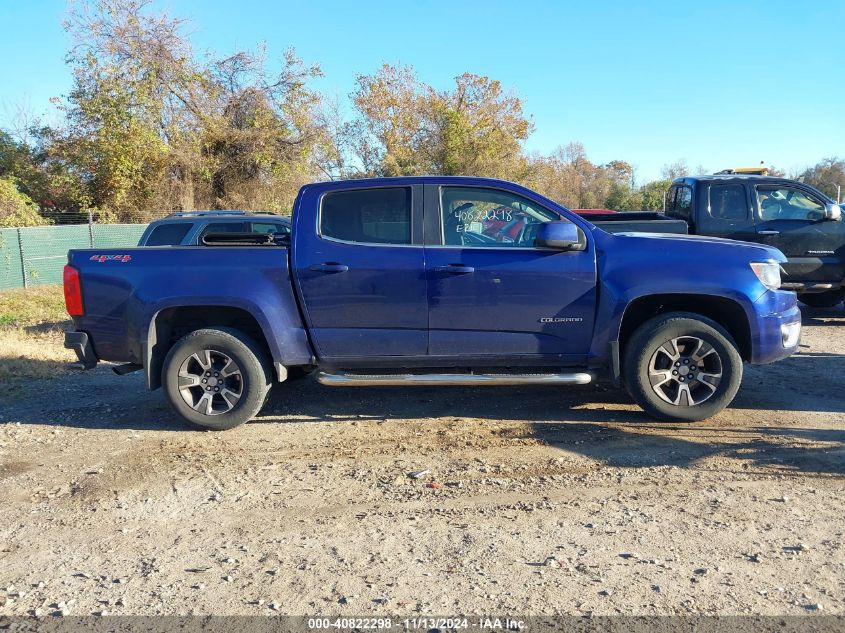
[162,328,271,430]
[623,312,743,422]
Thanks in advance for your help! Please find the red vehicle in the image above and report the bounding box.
[573,209,618,215]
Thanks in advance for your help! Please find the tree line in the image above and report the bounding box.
[1,0,842,228]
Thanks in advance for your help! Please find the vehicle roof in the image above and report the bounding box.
[675,174,804,186]
[673,175,836,202]
[299,176,582,215]
[148,212,290,224]
[303,175,527,189]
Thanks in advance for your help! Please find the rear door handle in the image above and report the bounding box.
[758,230,780,236]
[434,264,475,274]
[310,262,349,273]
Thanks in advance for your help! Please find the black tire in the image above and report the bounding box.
[162,327,271,430]
[623,312,743,422]
[799,290,843,309]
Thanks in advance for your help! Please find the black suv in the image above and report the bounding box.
[138,211,291,247]
[666,175,844,308]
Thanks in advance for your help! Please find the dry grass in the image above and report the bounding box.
[0,286,74,389]
[0,285,69,328]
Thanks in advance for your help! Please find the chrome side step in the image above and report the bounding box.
[317,371,594,387]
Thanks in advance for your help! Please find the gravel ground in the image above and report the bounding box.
[0,306,843,618]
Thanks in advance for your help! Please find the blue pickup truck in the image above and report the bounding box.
[63,177,802,430]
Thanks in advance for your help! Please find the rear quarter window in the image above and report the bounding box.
[144,223,193,246]
[251,222,290,236]
[200,222,249,237]
[708,184,748,220]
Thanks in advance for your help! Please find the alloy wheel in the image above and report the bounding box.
[177,349,243,415]
[647,336,723,407]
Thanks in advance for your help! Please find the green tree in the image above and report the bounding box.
[46,0,325,218]
[428,73,532,179]
[51,53,169,219]
[799,158,845,201]
[0,177,49,227]
[0,130,89,218]
[639,179,672,211]
[349,64,429,176]
[348,65,532,179]
[605,182,643,211]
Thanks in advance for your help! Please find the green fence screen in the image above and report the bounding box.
[0,224,147,290]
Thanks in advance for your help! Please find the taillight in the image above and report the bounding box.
[63,265,84,316]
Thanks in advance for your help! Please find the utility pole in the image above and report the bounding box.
[88,209,95,247]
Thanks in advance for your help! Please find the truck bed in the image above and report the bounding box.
[66,245,312,371]
[576,211,688,235]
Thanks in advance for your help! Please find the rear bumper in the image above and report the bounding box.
[64,331,98,370]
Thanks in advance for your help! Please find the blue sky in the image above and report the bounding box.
[1,0,843,182]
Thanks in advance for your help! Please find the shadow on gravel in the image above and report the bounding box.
[5,370,843,475]
[262,377,845,474]
[2,371,193,432]
[730,351,845,414]
[524,422,845,475]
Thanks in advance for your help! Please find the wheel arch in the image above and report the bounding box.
[145,304,274,390]
[618,294,752,362]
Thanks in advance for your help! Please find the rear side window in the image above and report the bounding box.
[144,223,192,246]
[200,222,249,237]
[251,222,289,236]
[320,187,412,245]
[708,185,747,220]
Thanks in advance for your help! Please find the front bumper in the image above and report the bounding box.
[750,299,802,365]
[781,281,843,293]
[64,331,98,370]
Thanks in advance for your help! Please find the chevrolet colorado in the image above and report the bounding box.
[63,177,801,430]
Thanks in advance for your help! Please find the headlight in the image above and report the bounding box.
[750,261,782,290]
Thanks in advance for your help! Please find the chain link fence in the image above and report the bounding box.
[0,212,152,290]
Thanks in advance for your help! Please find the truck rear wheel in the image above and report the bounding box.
[623,312,743,422]
[799,290,843,309]
[162,328,271,430]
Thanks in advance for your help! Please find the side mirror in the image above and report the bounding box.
[535,221,585,251]
[824,203,843,221]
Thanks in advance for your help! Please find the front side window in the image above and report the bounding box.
[440,187,560,247]
[709,184,747,220]
[321,187,412,245]
[757,186,825,221]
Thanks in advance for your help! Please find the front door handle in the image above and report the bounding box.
[310,262,349,273]
[434,264,475,274]
[758,230,780,236]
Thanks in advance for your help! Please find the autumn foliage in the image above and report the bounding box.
[0,1,836,225]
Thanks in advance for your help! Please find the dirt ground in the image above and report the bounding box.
[0,306,843,618]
